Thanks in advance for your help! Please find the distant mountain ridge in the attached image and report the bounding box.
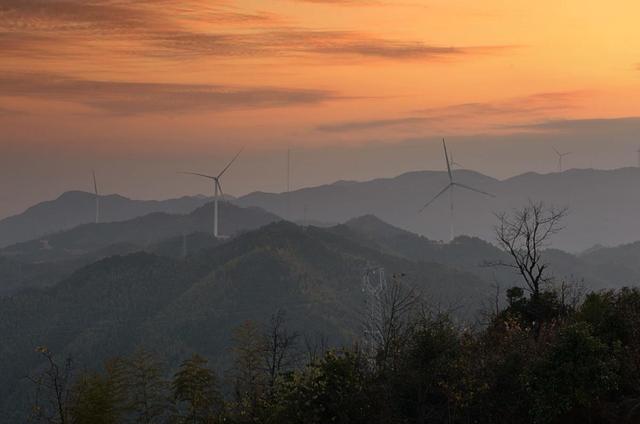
[0,201,280,294]
[236,167,640,251]
[0,191,214,248]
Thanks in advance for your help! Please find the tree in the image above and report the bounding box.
[493,201,567,297]
[525,323,620,423]
[69,372,121,424]
[110,350,170,424]
[28,347,74,424]
[229,320,267,420]
[262,310,300,389]
[390,314,468,424]
[363,272,419,371]
[172,355,223,424]
[268,350,375,424]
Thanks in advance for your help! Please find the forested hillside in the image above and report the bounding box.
[0,202,278,294]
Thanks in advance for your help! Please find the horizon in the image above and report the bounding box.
[4,163,640,221]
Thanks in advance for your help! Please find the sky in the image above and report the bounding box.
[1,0,640,218]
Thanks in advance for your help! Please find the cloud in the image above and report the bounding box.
[317,91,582,133]
[0,72,336,115]
[505,117,640,132]
[0,0,271,32]
[0,106,22,117]
[143,28,513,61]
[293,0,380,4]
[0,0,513,63]
[318,116,434,132]
[416,91,583,118]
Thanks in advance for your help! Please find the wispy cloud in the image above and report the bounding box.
[317,91,584,133]
[143,28,514,61]
[505,116,640,132]
[318,116,433,132]
[0,0,514,63]
[293,0,381,5]
[0,72,336,115]
[0,106,22,117]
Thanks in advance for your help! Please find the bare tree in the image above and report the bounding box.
[262,309,300,388]
[364,273,420,371]
[28,347,73,424]
[491,201,568,298]
[303,332,329,365]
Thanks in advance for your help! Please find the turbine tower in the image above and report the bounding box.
[180,147,243,238]
[553,147,571,172]
[286,147,291,219]
[637,146,640,168]
[92,170,99,224]
[419,139,495,242]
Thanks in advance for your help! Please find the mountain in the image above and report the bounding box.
[0,191,214,248]
[236,168,640,252]
[335,214,640,292]
[0,220,488,423]
[0,202,279,294]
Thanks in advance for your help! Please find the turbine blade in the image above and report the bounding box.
[92,170,98,196]
[442,139,453,183]
[453,182,495,197]
[217,147,244,179]
[552,147,561,156]
[179,171,216,180]
[216,179,224,198]
[419,184,452,213]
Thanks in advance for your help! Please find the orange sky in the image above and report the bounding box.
[1,0,640,217]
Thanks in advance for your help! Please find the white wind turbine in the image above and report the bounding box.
[92,170,100,224]
[419,139,495,242]
[553,147,571,172]
[180,147,244,238]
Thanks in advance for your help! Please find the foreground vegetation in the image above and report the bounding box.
[28,285,640,424]
[23,202,640,423]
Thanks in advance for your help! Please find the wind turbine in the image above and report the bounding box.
[180,147,244,238]
[553,147,571,172]
[636,146,640,168]
[92,170,99,224]
[419,139,495,242]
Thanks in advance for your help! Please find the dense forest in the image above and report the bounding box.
[26,285,640,424]
[17,202,640,423]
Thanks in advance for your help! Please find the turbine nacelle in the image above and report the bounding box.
[179,147,244,238]
[419,139,495,241]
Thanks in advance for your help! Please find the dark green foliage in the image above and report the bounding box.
[172,355,223,424]
[69,372,121,424]
[525,323,620,423]
[20,286,640,424]
[267,350,374,424]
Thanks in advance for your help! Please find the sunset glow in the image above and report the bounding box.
[1,0,640,216]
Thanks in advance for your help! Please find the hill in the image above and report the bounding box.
[0,220,488,422]
[0,202,279,294]
[0,191,213,248]
[236,168,640,252]
[336,214,640,292]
